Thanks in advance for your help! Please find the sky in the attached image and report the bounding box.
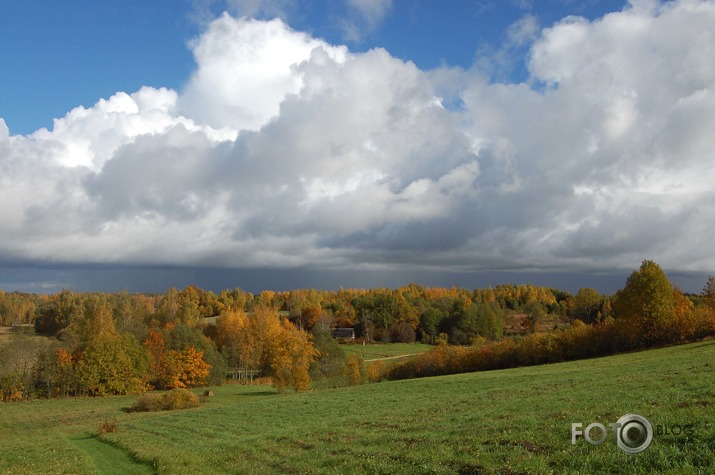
[1,0,714,295]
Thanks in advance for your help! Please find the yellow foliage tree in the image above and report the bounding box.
[216,310,252,380]
[214,306,316,389]
[271,319,316,392]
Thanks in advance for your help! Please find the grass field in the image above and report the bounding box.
[0,325,34,339]
[2,340,714,474]
[341,342,432,361]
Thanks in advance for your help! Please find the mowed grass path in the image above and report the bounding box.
[2,340,714,474]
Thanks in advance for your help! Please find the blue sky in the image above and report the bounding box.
[1,1,714,294]
[2,0,626,136]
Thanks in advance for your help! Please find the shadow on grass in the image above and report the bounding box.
[235,390,276,397]
[68,432,155,474]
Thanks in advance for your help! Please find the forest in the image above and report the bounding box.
[1,260,715,401]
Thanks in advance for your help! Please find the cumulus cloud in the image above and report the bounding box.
[460,0,715,271]
[1,0,715,282]
[180,15,347,131]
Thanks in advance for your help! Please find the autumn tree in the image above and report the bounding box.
[215,309,252,380]
[613,260,675,345]
[218,288,253,312]
[38,294,152,397]
[34,346,76,397]
[390,292,419,342]
[74,333,149,396]
[271,319,317,392]
[214,306,316,390]
[352,290,404,342]
[702,276,715,309]
[442,298,503,344]
[144,329,171,389]
[109,291,150,341]
[34,290,81,335]
[257,290,278,308]
[325,288,358,328]
[64,295,118,348]
[670,288,697,341]
[0,292,36,326]
[164,347,210,389]
[144,325,216,389]
[572,288,603,323]
[177,285,202,327]
[165,324,225,387]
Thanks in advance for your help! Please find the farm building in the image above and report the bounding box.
[331,328,355,340]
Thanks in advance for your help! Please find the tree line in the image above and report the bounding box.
[2,282,602,351]
[2,261,714,401]
[387,261,715,380]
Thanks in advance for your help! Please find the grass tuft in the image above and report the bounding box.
[97,418,119,434]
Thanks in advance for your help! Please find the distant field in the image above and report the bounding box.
[1,340,713,474]
[0,326,16,339]
[0,326,46,344]
[341,342,432,361]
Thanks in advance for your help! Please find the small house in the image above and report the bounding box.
[331,328,356,340]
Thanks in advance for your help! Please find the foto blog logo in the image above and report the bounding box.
[571,413,653,454]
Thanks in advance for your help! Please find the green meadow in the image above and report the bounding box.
[340,342,432,361]
[2,340,713,474]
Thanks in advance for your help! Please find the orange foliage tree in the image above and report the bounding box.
[165,347,210,389]
[144,327,210,389]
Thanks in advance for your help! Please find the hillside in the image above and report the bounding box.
[2,339,713,474]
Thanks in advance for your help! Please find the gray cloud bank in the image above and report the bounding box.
[1,1,715,292]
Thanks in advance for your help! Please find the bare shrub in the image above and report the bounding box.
[97,418,119,434]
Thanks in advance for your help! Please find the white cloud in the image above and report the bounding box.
[458,0,715,271]
[0,119,9,141]
[1,1,715,279]
[506,14,539,47]
[180,15,347,131]
[25,87,233,170]
[347,0,393,25]
[341,0,393,42]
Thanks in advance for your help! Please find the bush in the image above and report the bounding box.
[162,387,201,410]
[130,393,163,412]
[130,388,200,412]
[365,360,386,382]
[344,354,364,385]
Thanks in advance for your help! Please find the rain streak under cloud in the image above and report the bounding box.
[1,0,715,292]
